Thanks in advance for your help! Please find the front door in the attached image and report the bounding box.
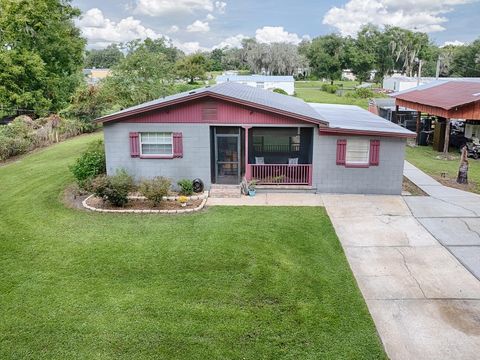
[215,127,240,184]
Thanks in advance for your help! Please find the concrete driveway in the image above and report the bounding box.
[323,194,480,360]
[404,161,480,280]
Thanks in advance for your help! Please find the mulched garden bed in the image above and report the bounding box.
[402,176,428,196]
[85,196,203,211]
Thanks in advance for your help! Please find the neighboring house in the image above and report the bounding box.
[342,69,376,82]
[96,82,415,195]
[383,75,480,92]
[83,68,112,85]
[215,75,295,95]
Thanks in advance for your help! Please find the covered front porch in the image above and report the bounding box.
[211,126,314,186]
[246,126,313,186]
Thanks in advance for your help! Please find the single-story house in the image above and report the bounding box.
[383,76,480,93]
[83,68,111,85]
[96,82,415,195]
[215,75,295,95]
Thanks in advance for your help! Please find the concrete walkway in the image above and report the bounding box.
[206,192,324,206]
[322,194,480,360]
[404,161,480,280]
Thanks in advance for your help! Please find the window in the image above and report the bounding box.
[346,139,370,165]
[256,82,265,89]
[140,132,173,156]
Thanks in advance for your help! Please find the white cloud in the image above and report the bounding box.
[167,25,179,33]
[206,13,216,21]
[134,0,228,16]
[173,41,208,53]
[186,20,210,32]
[213,34,248,49]
[215,1,227,13]
[254,26,303,44]
[323,0,476,36]
[442,40,465,47]
[77,8,161,48]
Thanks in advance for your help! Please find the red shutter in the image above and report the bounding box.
[173,132,183,158]
[129,132,139,157]
[336,139,347,165]
[369,139,380,166]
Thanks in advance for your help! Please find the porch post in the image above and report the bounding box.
[443,118,451,155]
[243,126,252,180]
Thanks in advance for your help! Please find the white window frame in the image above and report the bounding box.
[346,138,370,166]
[139,132,173,157]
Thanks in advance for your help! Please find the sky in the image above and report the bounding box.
[73,0,480,53]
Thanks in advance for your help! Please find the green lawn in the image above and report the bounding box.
[295,80,359,89]
[295,81,370,109]
[0,134,386,359]
[406,146,480,194]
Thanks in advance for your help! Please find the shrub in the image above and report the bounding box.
[272,88,288,95]
[70,140,106,190]
[0,135,32,160]
[139,177,172,207]
[177,179,194,196]
[92,169,134,207]
[321,84,339,94]
[346,88,375,99]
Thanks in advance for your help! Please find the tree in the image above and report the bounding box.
[0,0,85,113]
[101,40,175,108]
[307,34,347,84]
[85,44,124,68]
[451,38,480,77]
[208,48,225,71]
[175,54,208,83]
[0,49,51,115]
[61,84,111,129]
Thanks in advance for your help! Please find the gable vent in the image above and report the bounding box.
[202,101,218,121]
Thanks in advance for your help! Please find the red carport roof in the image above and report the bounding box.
[391,81,480,110]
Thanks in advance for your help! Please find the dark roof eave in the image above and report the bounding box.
[96,91,329,126]
[319,127,416,139]
[392,95,480,111]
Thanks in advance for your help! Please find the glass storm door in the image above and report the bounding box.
[215,128,240,184]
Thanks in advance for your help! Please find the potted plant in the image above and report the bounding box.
[247,180,257,196]
[178,195,188,207]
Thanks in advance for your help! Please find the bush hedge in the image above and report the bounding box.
[92,169,134,207]
[0,115,88,161]
[70,140,106,190]
[177,179,194,196]
[139,177,172,206]
[321,84,339,94]
[272,88,288,95]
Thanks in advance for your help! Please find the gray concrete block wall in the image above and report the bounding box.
[103,122,212,187]
[312,135,406,195]
[104,121,407,195]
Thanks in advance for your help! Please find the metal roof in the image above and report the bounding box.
[391,81,480,110]
[97,82,415,137]
[216,75,294,83]
[385,76,480,83]
[97,82,326,124]
[308,103,415,137]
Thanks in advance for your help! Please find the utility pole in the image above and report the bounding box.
[417,59,423,86]
[435,57,441,79]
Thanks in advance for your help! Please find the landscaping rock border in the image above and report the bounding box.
[82,191,209,214]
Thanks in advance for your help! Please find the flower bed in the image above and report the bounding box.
[82,191,208,213]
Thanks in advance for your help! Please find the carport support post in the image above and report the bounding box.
[243,126,252,180]
[443,118,451,155]
[416,111,421,145]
